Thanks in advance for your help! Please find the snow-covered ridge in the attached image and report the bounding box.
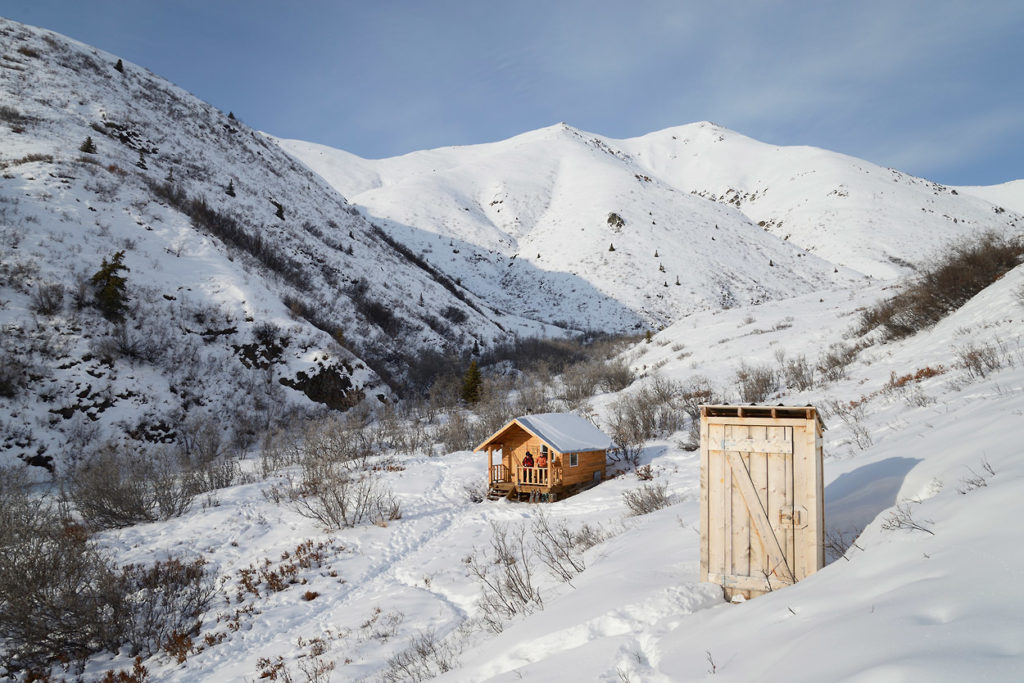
[0,17,532,472]
[281,120,1022,310]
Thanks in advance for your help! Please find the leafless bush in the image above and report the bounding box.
[436,408,481,453]
[0,468,212,673]
[466,521,543,633]
[30,282,64,315]
[824,527,863,564]
[825,399,873,450]
[571,522,608,551]
[68,447,195,529]
[958,458,996,495]
[622,482,671,516]
[734,362,778,403]
[275,458,401,530]
[118,556,214,658]
[856,232,1024,340]
[816,343,859,383]
[186,458,239,495]
[380,628,461,682]
[779,353,815,390]
[881,500,934,535]
[955,340,1009,379]
[606,375,687,463]
[176,414,225,467]
[532,511,586,583]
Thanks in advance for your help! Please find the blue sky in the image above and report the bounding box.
[5,1,1023,185]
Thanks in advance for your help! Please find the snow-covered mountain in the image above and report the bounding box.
[0,17,531,471]
[4,15,1024,683]
[279,121,1021,328]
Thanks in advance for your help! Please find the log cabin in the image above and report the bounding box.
[475,412,613,502]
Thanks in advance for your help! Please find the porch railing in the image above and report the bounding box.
[490,463,510,483]
[517,466,549,486]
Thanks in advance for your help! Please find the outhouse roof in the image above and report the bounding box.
[475,412,613,454]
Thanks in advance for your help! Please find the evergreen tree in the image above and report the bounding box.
[461,360,482,404]
[608,243,615,252]
[79,136,97,154]
[135,150,146,169]
[90,250,130,320]
[114,58,124,73]
[225,179,236,197]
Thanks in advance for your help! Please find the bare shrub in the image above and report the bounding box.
[958,458,995,495]
[857,231,1024,340]
[816,343,859,383]
[436,408,480,453]
[825,399,873,450]
[606,375,687,464]
[381,628,461,682]
[824,527,863,564]
[880,500,934,535]
[466,521,543,633]
[622,482,671,516]
[276,458,400,530]
[779,353,815,390]
[69,447,195,529]
[30,282,64,315]
[955,340,1009,379]
[0,468,212,673]
[734,362,778,403]
[532,510,586,583]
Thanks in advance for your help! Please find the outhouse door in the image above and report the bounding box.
[701,416,822,598]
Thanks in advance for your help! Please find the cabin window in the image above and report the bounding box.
[569,452,578,467]
[541,444,548,458]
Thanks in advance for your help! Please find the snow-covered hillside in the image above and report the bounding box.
[58,259,1024,683]
[0,18,540,473]
[280,122,1021,329]
[956,179,1024,215]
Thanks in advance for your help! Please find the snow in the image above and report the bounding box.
[509,412,613,453]
[4,14,1024,683]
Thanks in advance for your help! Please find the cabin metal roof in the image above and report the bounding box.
[475,412,613,454]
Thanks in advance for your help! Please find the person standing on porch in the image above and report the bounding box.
[537,451,548,469]
[523,451,534,468]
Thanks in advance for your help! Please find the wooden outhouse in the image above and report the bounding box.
[699,405,825,600]
[475,413,612,502]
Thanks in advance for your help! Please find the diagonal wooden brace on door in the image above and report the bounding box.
[725,450,795,585]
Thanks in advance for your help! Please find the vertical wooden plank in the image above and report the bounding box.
[792,419,820,580]
[708,424,726,580]
[730,448,751,579]
[748,424,769,583]
[782,425,795,577]
[724,444,733,577]
[699,416,711,582]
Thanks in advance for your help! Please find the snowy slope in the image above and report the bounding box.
[955,179,1024,215]
[280,123,1021,327]
[57,263,1024,682]
[279,127,862,330]
[0,17,538,473]
[616,121,1023,278]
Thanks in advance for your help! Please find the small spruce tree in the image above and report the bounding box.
[461,360,482,404]
[225,179,236,197]
[608,243,615,252]
[79,136,97,154]
[675,275,681,286]
[135,150,146,169]
[90,250,130,320]
[114,58,124,73]
[659,263,665,273]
